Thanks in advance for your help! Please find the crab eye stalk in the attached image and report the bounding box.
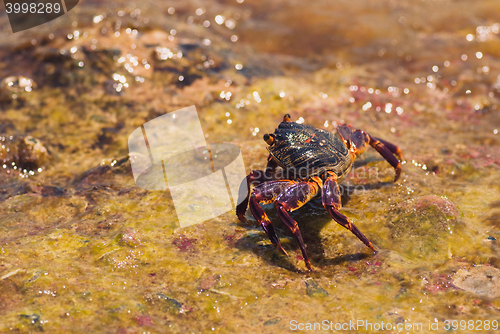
[263,133,275,145]
[283,114,291,122]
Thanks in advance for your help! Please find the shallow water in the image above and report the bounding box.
[1,0,500,333]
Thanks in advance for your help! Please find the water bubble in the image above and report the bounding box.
[225,19,236,29]
[362,102,372,111]
[93,15,104,24]
[385,103,392,113]
[215,15,225,25]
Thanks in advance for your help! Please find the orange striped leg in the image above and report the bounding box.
[236,156,279,222]
[322,172,377,252]
[249,180,296,256]
[371,136,404,163]
[368,135,403,182]
[275,179,321,271]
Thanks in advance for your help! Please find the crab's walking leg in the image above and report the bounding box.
[236,156,279,222]
[368,135,403,182]
[370,136,404,163]
[275,179,321,271]
[249,180,296,256]
[322,172,377,252]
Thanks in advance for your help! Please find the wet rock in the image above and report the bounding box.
[156,293,181,309]
[19,313,43,331]
[75,213,122,237]
[0,135,48,171]
[172,235,197,252]
[135,315,153,326]
[453,266,500,299]
[395,286,409,300]
[264,318,281,326]
[118,227,142,247]
[0,178,30,202]
[155,293,190,314]
[40,185,66,197]
[72,156,130,188]
[304,278,329,298]
[34,46,121,87]
[486,211,500,229]
[0,76,35,102]
[200,274,221,290]
[384,195,460,259]
[412,195,459,220]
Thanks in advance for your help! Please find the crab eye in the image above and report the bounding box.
[263,133,275,145]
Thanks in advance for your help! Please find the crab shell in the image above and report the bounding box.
[267,121,353,182]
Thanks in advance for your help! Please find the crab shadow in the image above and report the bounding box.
[235,182,391,272]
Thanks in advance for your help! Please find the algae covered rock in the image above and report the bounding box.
[0,76,35,102]
[118,227,143,247]
[383,195,460,259]
[453,266,500,299]
[304,278,329,298]
[0,135,48,170]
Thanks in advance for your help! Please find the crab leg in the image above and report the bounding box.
[249,180,297,256]
[275,179,321,271]
[370,136,404,162]
[236,155,279,222]
[368,135,403,182]
[322,172,377,252]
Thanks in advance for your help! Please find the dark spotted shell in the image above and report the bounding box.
[267,121,353,180]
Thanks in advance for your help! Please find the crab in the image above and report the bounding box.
[236,114,404,271]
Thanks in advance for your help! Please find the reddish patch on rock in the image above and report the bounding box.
[414,195,459,221]
[225,234,237,246]
[135,316,153,326]
[424,273,454,294]
[173,235,197,251]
